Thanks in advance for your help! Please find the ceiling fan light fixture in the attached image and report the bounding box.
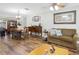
[49,3,65,11]
[54,5,59,10]
[49,6,54,11]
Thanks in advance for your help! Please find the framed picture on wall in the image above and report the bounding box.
[54,10,76,24]
[32,16,41,22]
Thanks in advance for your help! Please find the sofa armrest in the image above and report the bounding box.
[73,34,78,39]
[73,34,78,49]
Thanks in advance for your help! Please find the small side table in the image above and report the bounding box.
[42,30,48,41]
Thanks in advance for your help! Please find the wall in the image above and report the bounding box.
[19,16,27,27]
[26,7,79,35]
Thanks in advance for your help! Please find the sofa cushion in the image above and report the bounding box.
[50,28,57,36]
[55,29,62,36]
[59,36,73,42]
[62,29,76,37]
[49,35,60,39]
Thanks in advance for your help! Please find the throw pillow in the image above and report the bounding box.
[55,29,62,36]
[50,28,57,36]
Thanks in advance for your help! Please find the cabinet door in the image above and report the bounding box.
[7,20,17,28]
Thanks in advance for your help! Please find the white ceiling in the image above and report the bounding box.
[0,3,79,17]
[0,3,50,16]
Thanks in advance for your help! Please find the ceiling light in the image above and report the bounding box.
[55,5,59,10]
[21,9,30,14]
[15,8,31,19]
[16,9,21,20]
[49,6,54,11]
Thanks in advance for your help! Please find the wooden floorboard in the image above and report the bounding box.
[0,35,78,55]
[0,35,44,55]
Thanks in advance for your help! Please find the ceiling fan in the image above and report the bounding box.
[50,3,65,11]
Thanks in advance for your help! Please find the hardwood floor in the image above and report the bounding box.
[0,35,45,55]
[0,35,78,55]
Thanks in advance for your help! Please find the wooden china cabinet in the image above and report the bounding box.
[7,20,17,33]
[28,25,42,37]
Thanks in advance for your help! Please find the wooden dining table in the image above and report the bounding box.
[11,28,23,39]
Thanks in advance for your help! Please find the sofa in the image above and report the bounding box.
[48,29,77,50]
